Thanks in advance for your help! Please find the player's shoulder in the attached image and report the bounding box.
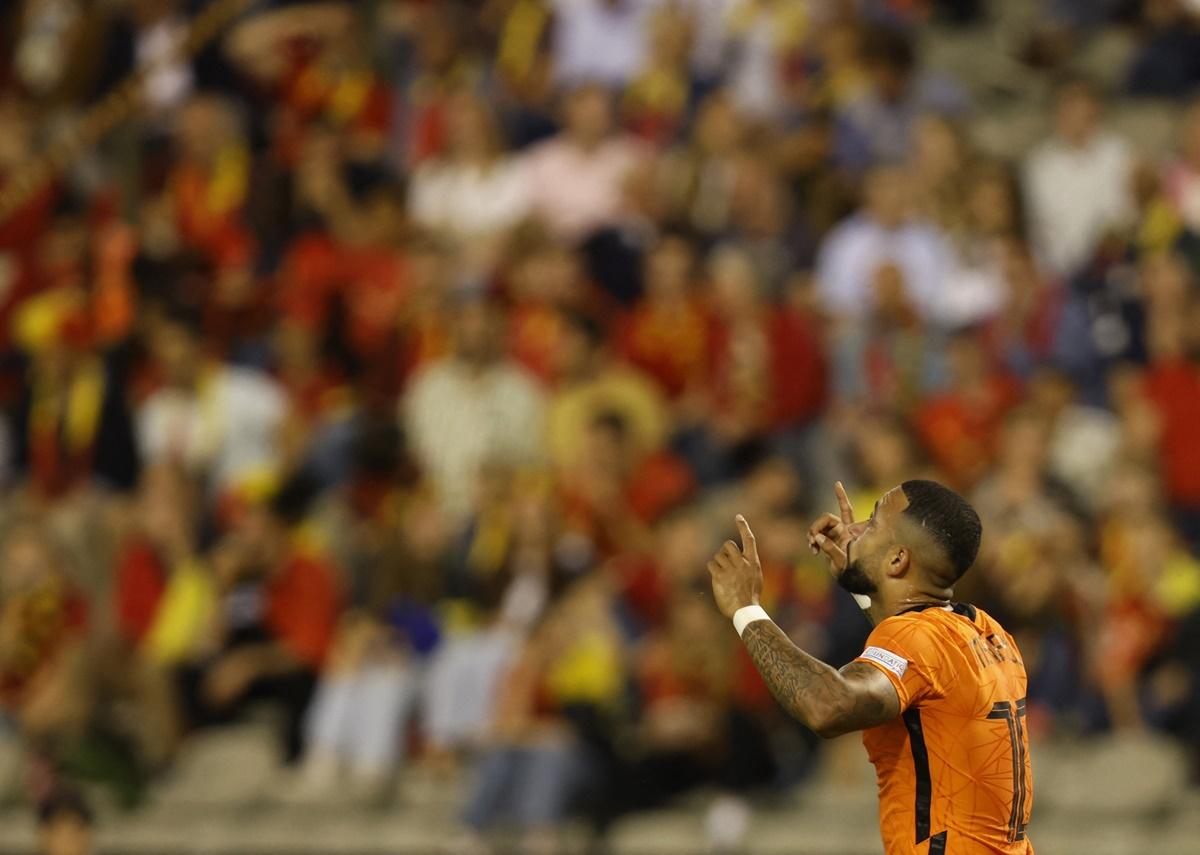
[868,607,953,651]
[871,602,988,651]
[967,604,1012,636]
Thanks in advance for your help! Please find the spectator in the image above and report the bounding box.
[551,0,656,88]
[1023,78,1135,278]
[1027,367,1122,514]
[0,523,152,804]
[293,431,443,802]
[174,475,340,763]
[408,91,531,272]
[505,234,588,385]
[913,331,1022,491]
[622,2,695,145]
[167,96,254,271]
[403,296,545,524]
[655,89,748,240]
[980,237,1066,378]
[546,311,668,476]
[421,471,555,763]
[521,83,647,242]
[458,575,623,855]
[614,232,710,401]
[683,246,828,484]
[114,463,211,665]
[1140,263,1200,547]
[828,258,942,414]
[816,165,952,323]
[558,409,694,557]
[0,523,90,746]
[137,301,287,495]
[271,319,357,487]
[909,120,1014,329]
[834,26,968,172]
[10,290,139,499]
[722,0,808,121]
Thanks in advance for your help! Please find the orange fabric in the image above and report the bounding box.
[856,606,1035,855]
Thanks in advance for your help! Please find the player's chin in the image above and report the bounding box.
[835,562,877,597]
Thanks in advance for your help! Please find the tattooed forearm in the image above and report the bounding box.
[741,621,900,737]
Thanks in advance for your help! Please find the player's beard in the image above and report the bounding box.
[836,546,878,596]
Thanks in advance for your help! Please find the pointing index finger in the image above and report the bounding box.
[735,514,758,562]
[835,481,855,527]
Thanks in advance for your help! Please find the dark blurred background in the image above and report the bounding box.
[1,1,1199,853]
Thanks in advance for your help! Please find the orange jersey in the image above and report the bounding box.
[854,602,1034,855]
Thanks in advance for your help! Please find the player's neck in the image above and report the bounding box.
[873,586,952,624]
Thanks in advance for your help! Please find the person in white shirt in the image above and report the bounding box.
[1023,78,1134,279]
[408,91,531,271]
[550,0,658,88]
[815,164,952,323]
[138,304,286,493]
[520,83,647,242]
[402,298,545,525]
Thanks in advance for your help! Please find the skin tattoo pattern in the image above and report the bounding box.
[741,620,898,737]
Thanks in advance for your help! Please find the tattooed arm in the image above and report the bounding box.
[740,620,899,737]
[708,514,900,738]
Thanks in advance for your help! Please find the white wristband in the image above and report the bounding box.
[733,605,771,637]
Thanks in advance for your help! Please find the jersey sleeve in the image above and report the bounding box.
[854,615,950,711]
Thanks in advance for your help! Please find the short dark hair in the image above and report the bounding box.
[900,479,982,582]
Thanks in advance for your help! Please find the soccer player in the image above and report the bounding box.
[707,480,1033,854]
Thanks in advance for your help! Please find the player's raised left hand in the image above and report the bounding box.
[707,515,763,619]
[808,481,865,573]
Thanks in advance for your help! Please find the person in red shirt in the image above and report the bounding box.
[615,232,710,401]
[113,464,200,648]
[167,97,256,272]
[175,473,341,763]
[558,410,695,560]
[1140,291,1200,548]
[914,331,1022,492]
[676,246,828,485]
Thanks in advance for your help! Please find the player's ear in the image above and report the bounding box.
[886,546,909,578]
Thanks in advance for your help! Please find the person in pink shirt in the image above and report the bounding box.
[520,83,647,243]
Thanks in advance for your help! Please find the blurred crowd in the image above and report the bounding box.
[3,0,1200,853]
